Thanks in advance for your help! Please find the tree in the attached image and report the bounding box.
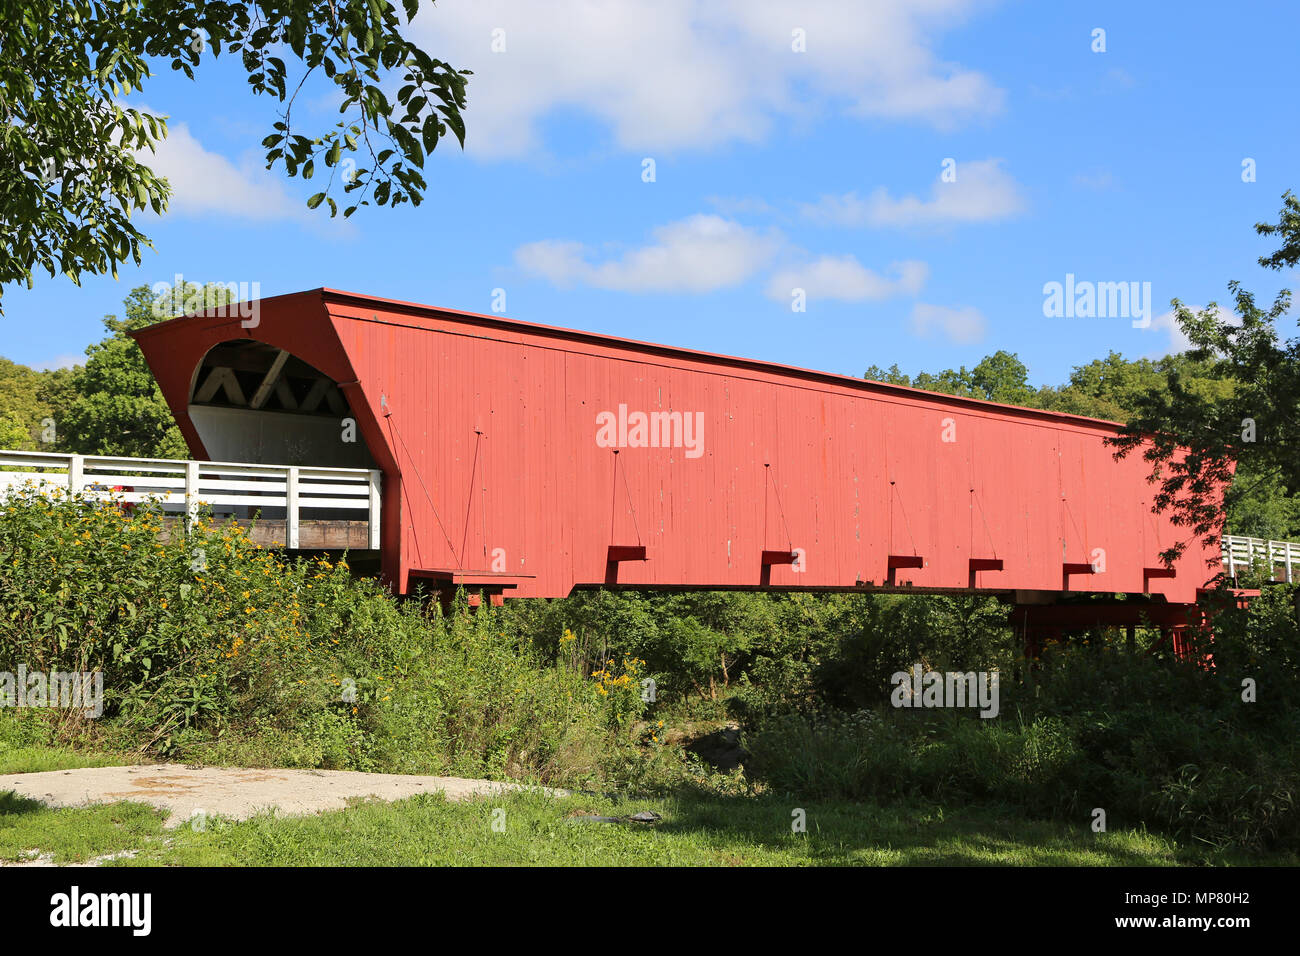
[0,416,28,449]
[1113,191,1300,562]
[55,284,198,458]
[0,357,49,449]
[863,363,911,387]
[1256,189,1300,271]
[867,351,1036,406]
[0,1,469,313]
[0,356,76,449]
[968,351,1035,405]
[1039,351,1232,424]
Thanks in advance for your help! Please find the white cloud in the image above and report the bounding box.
[909,302,986,344]
[144,120,313,224]
[29,354,82,372]
[517,215,929,303]
[413,0,1004,157]
[515,214,780,293]
[802,158,1025,227]
[764,256,928,303]
[1142,306,1237,358]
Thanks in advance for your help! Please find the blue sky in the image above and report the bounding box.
[4,0,1298,386]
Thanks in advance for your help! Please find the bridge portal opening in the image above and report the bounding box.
[188,340,376,469]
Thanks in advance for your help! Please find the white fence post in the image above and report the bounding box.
[67,454,83,495]
[286,466,300,550]
[185,460,201,532]
[367,469,382,550]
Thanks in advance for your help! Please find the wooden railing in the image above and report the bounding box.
[1222,534,1300,583]
[0,450,381,551]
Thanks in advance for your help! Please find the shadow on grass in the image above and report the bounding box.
[0,791,46,817]
[642,789,1189,866]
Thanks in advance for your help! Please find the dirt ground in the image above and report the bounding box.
[0,763,566,830]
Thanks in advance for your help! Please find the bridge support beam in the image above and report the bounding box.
[1011,600,1203,661]
[1010,588,1259,665]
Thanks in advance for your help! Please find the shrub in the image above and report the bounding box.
[0,488,638,788]
[745,637,1300,852]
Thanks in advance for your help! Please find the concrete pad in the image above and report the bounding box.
[0,764,565,828]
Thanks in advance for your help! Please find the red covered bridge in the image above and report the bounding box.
[130,288,1228,646]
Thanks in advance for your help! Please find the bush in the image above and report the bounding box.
[506,589,860,714]
[0,488,640,788]
[745,637,1300,852]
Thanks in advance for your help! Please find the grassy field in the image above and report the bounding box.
[1,735,1296,867]
[2,780,1292,867]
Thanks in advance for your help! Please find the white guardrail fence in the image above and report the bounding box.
[0,450,381,551]
[1222,534,1300,583]
[0,450,1292,575]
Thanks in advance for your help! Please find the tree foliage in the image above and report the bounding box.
[0,356,74,449]
[54,285,194,458]
[866,349,1035,405]
[1111,192,1300,561]
[0,1,469,312]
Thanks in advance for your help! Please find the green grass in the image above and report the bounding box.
[2,787,1289,867]
[0,744,143,775]
[0,792,166,864]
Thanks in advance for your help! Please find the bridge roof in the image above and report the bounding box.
[133,287,1129,434]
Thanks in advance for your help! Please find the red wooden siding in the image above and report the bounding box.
[132,288,1224,606]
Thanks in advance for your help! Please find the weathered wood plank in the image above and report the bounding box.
[154,515,374,551]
